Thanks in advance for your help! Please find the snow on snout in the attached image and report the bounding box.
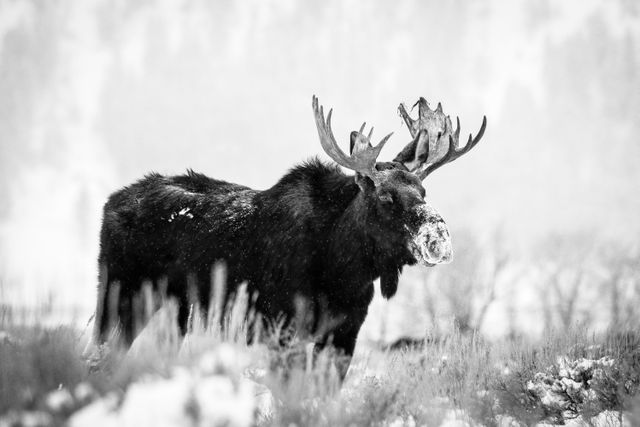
[407,204,452,266]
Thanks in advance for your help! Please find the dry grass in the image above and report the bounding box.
[1,236,639,425]
[1,304,639,426]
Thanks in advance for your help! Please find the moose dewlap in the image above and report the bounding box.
[95,95,486,377]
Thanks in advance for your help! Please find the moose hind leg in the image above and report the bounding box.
[97,279,122,343]
[96,279,134,346]
[94,264,109,344]
[117,287,136,345]
[166,273,191,335]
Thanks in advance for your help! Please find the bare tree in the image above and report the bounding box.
[421,228,510,335]
[600,243,640,327]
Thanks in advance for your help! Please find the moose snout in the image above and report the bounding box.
[408,205,453,266]
[425,220,452,264]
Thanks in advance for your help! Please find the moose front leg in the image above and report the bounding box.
[329,322,365,379]
[314,306,369,380]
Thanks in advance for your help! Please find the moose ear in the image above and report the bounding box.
[380,267,399,299]
[354,173,374,192]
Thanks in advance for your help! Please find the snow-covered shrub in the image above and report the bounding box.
[525,356,618,422]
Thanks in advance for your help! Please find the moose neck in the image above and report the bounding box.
[324,187,402,304]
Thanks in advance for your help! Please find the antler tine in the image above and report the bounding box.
[376,132,393,152]
[312,96,358,171]
[418,115,487,179]
[398,103,418,138]
[312,95,391,177]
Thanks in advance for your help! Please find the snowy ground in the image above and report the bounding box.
[1,311,639,427]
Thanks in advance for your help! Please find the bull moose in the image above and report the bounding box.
[94,95,486,373]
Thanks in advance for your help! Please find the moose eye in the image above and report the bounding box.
[378,193,393,204]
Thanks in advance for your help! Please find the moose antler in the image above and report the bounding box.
[393,98,486,180]
[312,95,393,180]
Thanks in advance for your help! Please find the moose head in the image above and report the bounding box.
[312,96,486,270]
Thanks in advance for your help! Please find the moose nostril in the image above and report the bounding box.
[429,241,439,255]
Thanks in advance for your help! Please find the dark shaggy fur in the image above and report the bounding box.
[96,159,423,371]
